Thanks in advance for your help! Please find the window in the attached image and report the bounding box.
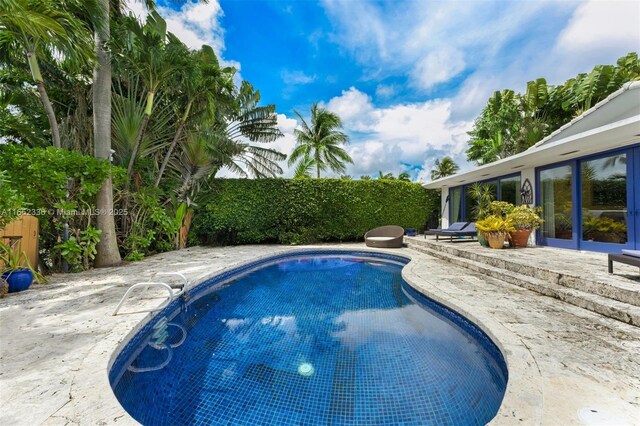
[499,176,521,206]
[449,187,462,223]
[540,165,573,239]
[450,174,521,222]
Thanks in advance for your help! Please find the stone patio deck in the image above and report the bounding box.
[407,236,640,325]
[1,244,639,425]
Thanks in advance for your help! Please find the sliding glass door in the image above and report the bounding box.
[579,151,631,252]
[537,145,640,253]
[539,164,575,248]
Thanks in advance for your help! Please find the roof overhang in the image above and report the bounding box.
[423,115,640,189]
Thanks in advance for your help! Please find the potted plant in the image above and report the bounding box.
[506,205,543,248]
[582,216,626,244]
[468,183,496,247]
[553,212,573,239]
[475,215,514,249]
[0,241,42,293]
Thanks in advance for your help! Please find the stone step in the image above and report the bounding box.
[407,238,640,308]
[407,241,640,326]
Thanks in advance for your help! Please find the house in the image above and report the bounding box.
[424,81,640,253]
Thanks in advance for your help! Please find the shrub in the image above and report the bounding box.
[192,178,439,245]
[0,145,124,270]
[0,170,25,228]
[506,205,543,230]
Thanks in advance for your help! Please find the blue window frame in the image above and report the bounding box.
[535,143,640,253]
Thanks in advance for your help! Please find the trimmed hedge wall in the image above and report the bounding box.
[192,178,440,245]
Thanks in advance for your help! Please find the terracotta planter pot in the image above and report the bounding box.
[486,232,506,249]
[509,229,532,248]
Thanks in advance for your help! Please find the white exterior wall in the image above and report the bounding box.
[440,188,450,229]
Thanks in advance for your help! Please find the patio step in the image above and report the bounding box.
[406,238,640,307]
[406,240,640,326]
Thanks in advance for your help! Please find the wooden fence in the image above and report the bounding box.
[0,215,39,268]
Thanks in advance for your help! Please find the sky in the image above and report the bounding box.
[129,0,640,181]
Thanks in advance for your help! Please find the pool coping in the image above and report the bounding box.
[99,246,542,425]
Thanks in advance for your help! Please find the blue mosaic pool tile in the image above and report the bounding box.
[110,251,507,425]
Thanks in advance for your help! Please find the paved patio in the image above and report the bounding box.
[1,244,639,425]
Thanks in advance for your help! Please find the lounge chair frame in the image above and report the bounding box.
[425,222,477,242]
[608,253,640,274]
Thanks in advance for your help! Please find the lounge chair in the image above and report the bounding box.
[364,225,404,248]
[425,222,477,242]
[608,250,640,274]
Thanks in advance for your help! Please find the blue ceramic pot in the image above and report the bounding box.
[2,268,34,293]
[478,233,490,248]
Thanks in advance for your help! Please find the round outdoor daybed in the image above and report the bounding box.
[364,225,405,248]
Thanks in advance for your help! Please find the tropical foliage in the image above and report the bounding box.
[289,103,353,178]
[0,1,286,270]
[358,172,411,181]
[0,171,25,228]
[0,145,118,271]
[466,52,640,165]
[430,157,459,180]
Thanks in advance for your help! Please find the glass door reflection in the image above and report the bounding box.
[581,153,627,245]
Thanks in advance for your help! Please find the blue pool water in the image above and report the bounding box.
[110,252,507,425]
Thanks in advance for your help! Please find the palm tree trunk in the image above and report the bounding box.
[155,99,192,187]
[93,0,121,267]
[316,152,320,178]
[27,52,61,149]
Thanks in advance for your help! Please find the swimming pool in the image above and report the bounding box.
[110,251,507,425]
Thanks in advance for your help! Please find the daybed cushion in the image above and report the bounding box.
[622,249,640,258]
[366,237,395,241]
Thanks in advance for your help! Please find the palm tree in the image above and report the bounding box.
[92,0,129,266]
[0,0,94,149]
[169,82,285,201]
[289,103,352,178]
[116,11,182,185]
[293,154,314,179]
[398,172,411,181]
[377,171,395,180]
[430,156,459,180]
[155,44,235,187]
[92,0,157,266]
[211,81,285,178]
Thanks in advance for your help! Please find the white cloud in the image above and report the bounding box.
[556,1,640,54]
[321,0,563,94]
[266,114,299,178]
[160,1,225,51]
[375,84,397,99]
[281,70,317,85]
[325,87,374,129]
[321,0,638,122]
[411,48,465,90]
[275,87,473,180]
[324,87,473,179]
[550,0,640,79]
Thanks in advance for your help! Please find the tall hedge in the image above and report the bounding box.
[192,179,440,245]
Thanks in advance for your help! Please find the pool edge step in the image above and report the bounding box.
[406,241,640,327]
